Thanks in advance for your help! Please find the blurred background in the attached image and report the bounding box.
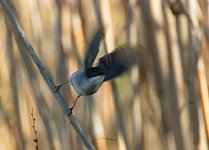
[0,0,209,149]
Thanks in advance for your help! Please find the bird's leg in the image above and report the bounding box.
[56,80,69,91]
[68,95,80,114]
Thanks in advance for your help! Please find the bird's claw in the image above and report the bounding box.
[53,86,59,93]
[67,107,73,115]
[56,85,61,91]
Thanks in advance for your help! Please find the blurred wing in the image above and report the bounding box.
[97,46,139,81]
[84,28,105,69]
[85,67,105,78]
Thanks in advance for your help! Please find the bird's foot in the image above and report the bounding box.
[66,95,80,115]
[56,85,61,91]
[54,85,62,92]
[53,86,60,93]
[55,81,69,92]
[66,107,73,115]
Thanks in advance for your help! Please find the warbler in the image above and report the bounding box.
[57,29,139,112]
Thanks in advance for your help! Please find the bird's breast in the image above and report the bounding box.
[69,70,105,96]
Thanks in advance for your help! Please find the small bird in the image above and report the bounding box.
[57,29,139,112]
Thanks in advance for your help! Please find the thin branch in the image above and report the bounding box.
[31,108,39,150]
[0,0,95,149]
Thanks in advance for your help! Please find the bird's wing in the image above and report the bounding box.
[84,28,105,69]
[97,46,139,81]
[85,67,105,78]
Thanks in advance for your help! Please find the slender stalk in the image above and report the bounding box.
[6,22,25,150]
[92,0,130,149]
[0,0,95,149]
[197,57,209,139]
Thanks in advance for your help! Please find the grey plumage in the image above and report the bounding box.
[57,28,140,110]
[70,69,105,96]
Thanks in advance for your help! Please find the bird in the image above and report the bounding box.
[56,28,140,113]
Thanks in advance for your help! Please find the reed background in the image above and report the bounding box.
[0,0,209,149]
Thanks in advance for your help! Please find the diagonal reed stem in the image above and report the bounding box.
[0,0,95,149]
